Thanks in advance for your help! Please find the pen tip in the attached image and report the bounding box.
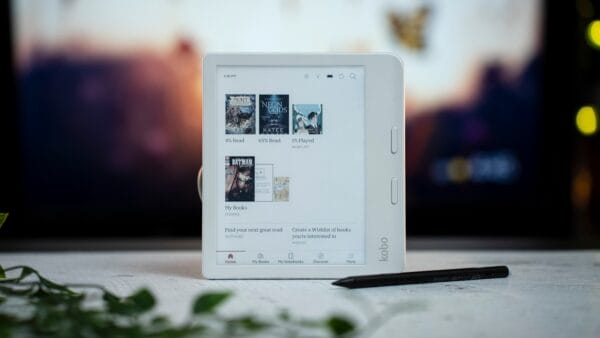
[332,278,350,287]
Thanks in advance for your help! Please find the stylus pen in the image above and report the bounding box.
[332,265,509,289]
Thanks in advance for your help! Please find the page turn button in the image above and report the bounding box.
[391,126,398,154]
[391,177,399,204]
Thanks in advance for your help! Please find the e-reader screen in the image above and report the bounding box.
[216,66,366,265]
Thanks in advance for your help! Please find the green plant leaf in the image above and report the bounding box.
[278,309,290,321]
[326,316,355,337]
[103,290,129,315]
[151,315,169,326]
[103,288,155,316]
[0,284,35,296]
[0,265,5,279]
[17,266,35,282]
[0,265,364,338]
[0,213,8,229]
[39,276,77,296]
[0,266,34,284]
[229,316,270,331]
[192,292,231,314]
[126,288,156,314]
[102,289,120,303]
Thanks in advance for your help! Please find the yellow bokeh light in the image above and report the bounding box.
[575,106,598,136]
[447,157,471,183]
[587,20,600,49]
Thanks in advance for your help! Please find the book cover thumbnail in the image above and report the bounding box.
[259,95,289,134]
[226,94,256,134]
[293,104,323,135]
[225,156,255,202]
[273,176,290,202]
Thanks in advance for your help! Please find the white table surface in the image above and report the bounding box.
[1,250,598,338]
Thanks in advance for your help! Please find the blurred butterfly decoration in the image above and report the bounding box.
[388,6,431,51]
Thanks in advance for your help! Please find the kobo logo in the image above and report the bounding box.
[378,237,389,262]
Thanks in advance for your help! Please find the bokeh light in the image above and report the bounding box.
[575,105,598,136]
[587,20,600,49]
[447,157,471,183]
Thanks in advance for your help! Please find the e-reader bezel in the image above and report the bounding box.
[202,53,405,279]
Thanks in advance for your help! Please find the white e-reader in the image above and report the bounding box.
[202,53,405,279]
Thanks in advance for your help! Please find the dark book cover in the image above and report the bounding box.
[225,156,255,202]
[259,95,289,134]
[225,94,256,134]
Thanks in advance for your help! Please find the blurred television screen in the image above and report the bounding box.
[7,0,547,237]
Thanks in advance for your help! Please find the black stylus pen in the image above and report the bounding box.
[332,265,509,289]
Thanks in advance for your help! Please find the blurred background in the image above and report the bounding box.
[0,0,598,248]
